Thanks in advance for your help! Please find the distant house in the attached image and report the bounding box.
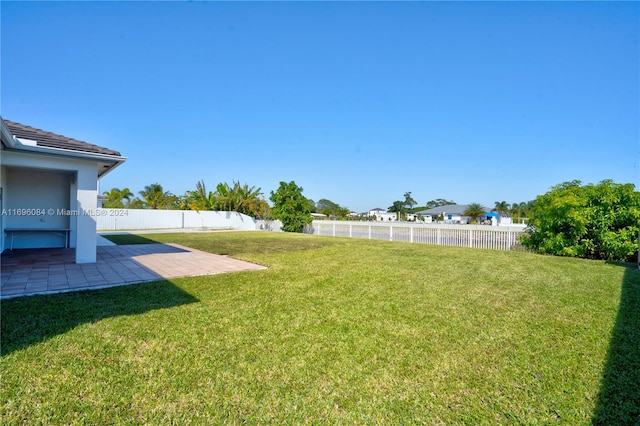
[367,208,396,222]
[367,208,386,218]
[415,205,474,224]
[416,204,513,225]
[367,207,397,222]
[1,118,126,263]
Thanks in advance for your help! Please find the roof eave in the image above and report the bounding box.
[3,143,126,178]
[5,142,127,163]
[1,119,17,148]
[98,160,125,179]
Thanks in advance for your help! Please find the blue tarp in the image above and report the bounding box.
[485,212,500,218]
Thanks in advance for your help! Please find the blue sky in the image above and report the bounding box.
[2,1,638,212]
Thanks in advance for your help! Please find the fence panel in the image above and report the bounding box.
[307,221,526,252]
[96,209,256,231]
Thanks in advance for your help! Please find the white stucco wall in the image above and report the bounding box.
[75,163,98,263]
[4,168,71,248]
[0,164,6,251]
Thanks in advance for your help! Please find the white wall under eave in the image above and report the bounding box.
[75,163,98,263]
[0,164,6,251]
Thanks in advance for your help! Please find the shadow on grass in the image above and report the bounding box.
[1,280,199,357]
[101,233,161,245]
[592,263,640,425]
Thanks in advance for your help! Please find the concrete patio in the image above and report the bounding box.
[1,242,267,299]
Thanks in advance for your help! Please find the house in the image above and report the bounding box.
[367,208,386,218]
[415,204,473,224]
[1,118,126,263]
[367,208,397,222]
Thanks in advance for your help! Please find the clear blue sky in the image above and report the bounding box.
[2,1,638,212]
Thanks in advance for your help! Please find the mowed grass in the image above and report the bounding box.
[2,232,638,424]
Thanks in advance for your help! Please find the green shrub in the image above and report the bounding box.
[522,180,640,262]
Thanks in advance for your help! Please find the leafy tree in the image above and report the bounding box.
[388,200,406,214]
[307,199,317,213]
[313,198,352,218]
[521,180,640,262]
[417,199,456,211]
[464,203,486,223]
[404,192,417,210]
[269,181,312,232]
[317,199,339,216]
[102,187,133,208]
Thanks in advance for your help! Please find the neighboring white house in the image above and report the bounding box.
[0,118,126,263]
[367,208,385,218]
[406,213,432,223]
[367,208,397,222]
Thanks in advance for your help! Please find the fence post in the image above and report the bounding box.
[469,229,473,248]
[507,228,512,251]
[333,223,336,237]
[368,225,371,239]
[437,228,441,245]
[390,226,393,241]
[349,224,352,238]
[410,227,414,243]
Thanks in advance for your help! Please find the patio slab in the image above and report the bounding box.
[1,243,266,299]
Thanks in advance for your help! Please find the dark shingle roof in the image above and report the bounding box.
[4,120,121,156]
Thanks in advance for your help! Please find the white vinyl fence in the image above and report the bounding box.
[96,209,258,231]
[305,220,527,251]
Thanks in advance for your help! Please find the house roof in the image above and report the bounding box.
[416,204,471,216]
[1,118,125,178]
[3,120,121,156]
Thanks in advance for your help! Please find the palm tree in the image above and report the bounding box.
[186,180,216,210]
[102,187,133,208]
[464,203,486,223]
[232,181,263,216]
[509,202,521,219]
[214,182,234,211]
[185,180,267,217]
[494,201,510,214]
[139,183,174,209]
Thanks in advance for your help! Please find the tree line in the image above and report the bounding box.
[102,181,270,218]
[102,179,639,263]
[104,182,532,221]
[102,180,313,232]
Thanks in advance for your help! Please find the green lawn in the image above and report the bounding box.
[2,232,638,424]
